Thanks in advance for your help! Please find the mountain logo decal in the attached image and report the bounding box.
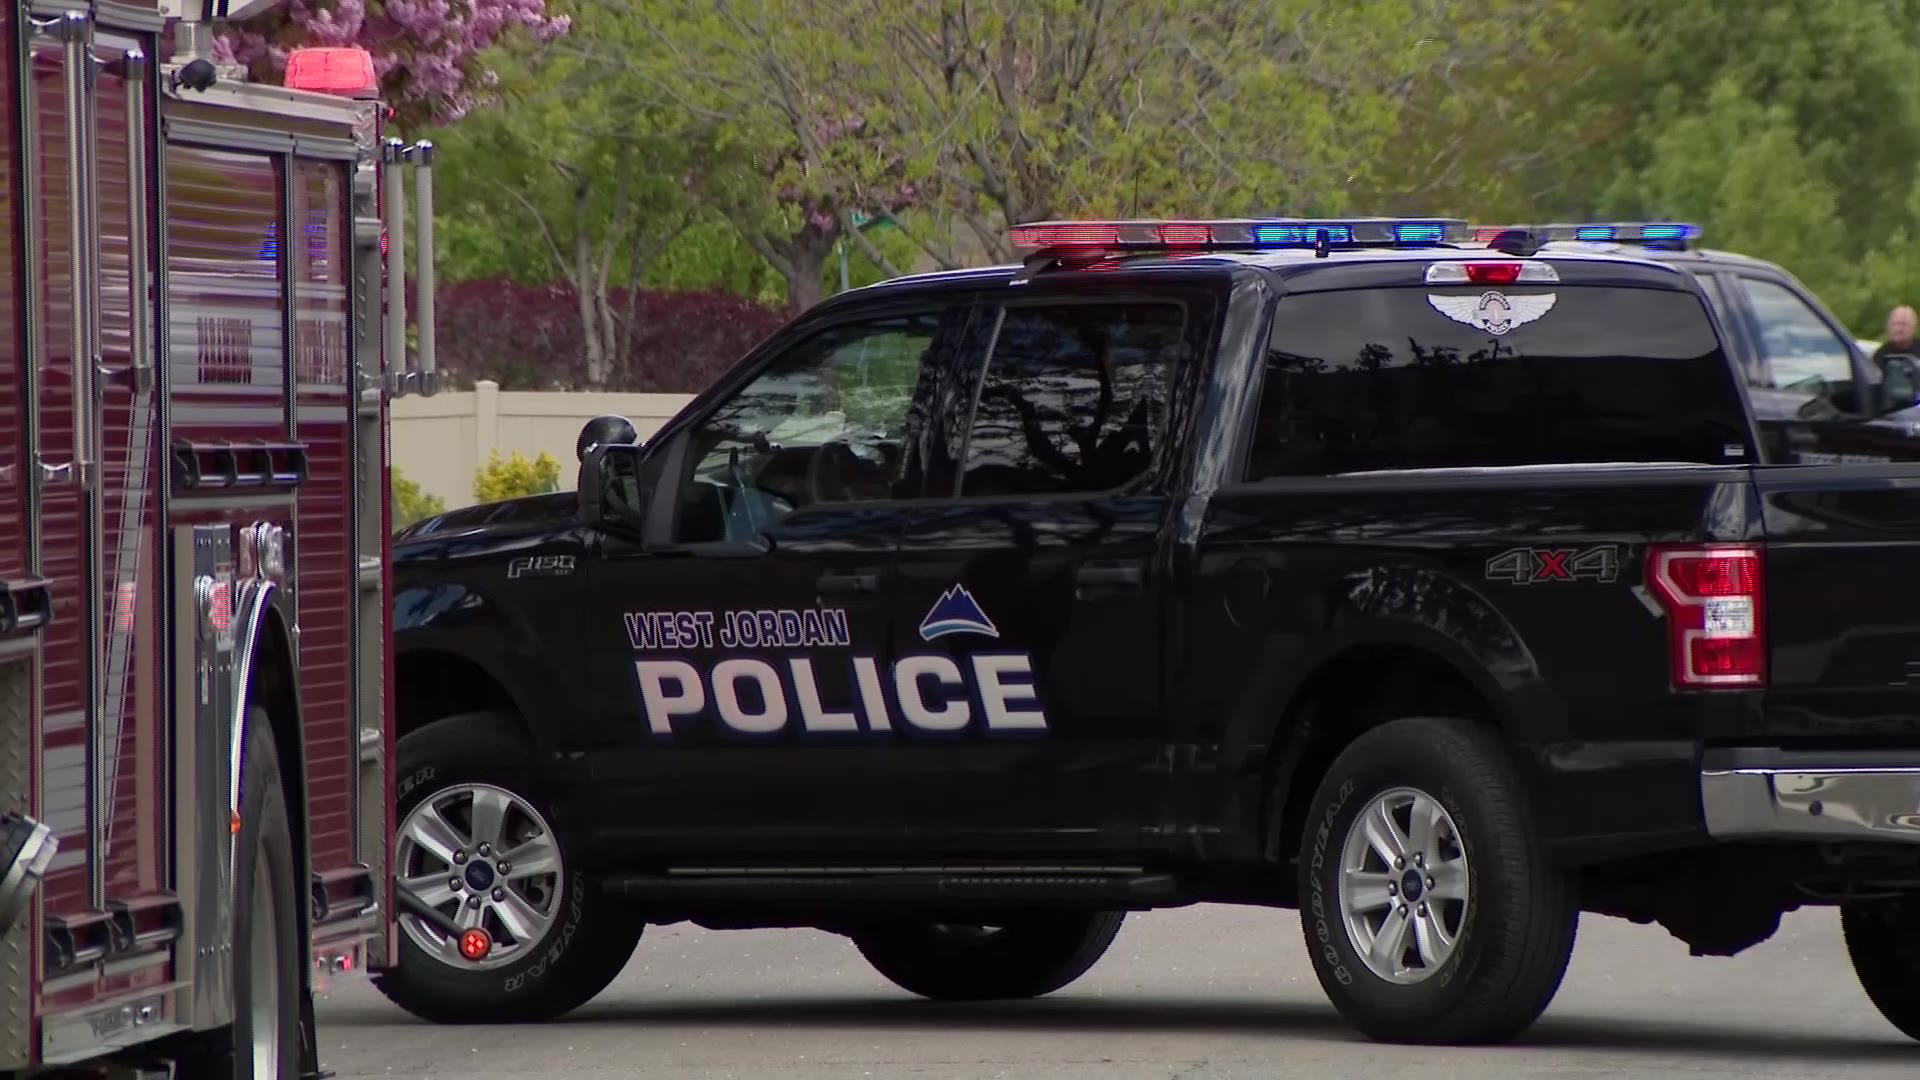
[919,585,999,642]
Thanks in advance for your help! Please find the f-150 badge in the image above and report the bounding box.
[1428,291,1556,336]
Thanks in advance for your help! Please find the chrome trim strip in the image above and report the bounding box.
[227,580,277,820]
[168,492,297,513]
[412,140,436,392]
[93,1,168,32]
[168,404,287,425]
[160,116,293,154]
[158,64,366,126]
[1701,767,1920,843]
[381,138,406,396]
[294,134,359,161]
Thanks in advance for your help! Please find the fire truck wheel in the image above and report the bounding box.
[174,710,302,1078]
[372,711,642,1024]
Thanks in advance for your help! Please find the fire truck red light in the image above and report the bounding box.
[284,48,379,97]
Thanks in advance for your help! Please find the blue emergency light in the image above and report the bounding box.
[1473,221,1703,251]
[1008,217,1476,255]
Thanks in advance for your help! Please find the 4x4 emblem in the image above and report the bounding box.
[1428,290,1556,336]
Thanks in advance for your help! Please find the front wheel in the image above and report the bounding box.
[371,712,642,1024]
[1841,896,1920,1041]
[1299,716,1578,1045]
[852,911,1126,1002]
[173,711,302,1078]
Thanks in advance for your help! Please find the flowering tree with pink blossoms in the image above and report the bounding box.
[213,0,572,128]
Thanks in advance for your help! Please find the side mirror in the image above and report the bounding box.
[1887,358,1919,409]
[576,413,640,463]
[577,443,649,532]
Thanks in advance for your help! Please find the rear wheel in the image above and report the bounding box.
[851,911,1125,1001]
[371,712,642,1024]
[1841,895,1920,1041]
[1299,715,1578,1045]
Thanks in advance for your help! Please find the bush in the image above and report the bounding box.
[473,450,562,503]
[392,466,446,530]
[429,279,791,392]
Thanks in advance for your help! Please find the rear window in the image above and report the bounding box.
[1244,284,1750,478]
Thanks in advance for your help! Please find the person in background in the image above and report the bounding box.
[1872,305,1920,411]
[1873,305,1920,373]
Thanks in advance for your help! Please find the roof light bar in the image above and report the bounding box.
[1008,217,1475,255]
[1473,222,1703,250]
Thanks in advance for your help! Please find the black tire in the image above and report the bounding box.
[1841,896,1920,1041]
[851,911,1125,1002]
[174,711,302,1078]
[1298,716,1578,1045]
[371,712,641,1024]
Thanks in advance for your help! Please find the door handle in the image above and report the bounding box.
[1075,564,1143,589]
[817,571,880,594]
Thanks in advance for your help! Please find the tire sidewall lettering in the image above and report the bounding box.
[396,765,437,804]
[1434,782,1466,989]
[501,869,588,994]
[1307,777,1357,987]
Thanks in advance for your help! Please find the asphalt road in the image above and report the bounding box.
[314,905,1920,1079]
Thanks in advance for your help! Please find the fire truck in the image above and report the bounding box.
[0,0,422,1074]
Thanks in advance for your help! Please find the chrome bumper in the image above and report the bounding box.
[1701,753,1920,843]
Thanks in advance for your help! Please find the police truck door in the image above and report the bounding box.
[581,300,976,860]
[885,285,1217,859]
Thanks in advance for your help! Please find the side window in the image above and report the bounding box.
[953,302,1180,498]
[1736,277,1856,392]
[673,312,944,544]
[1243,285,1750,477]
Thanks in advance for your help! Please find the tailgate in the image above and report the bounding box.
[1751,464,1920,744]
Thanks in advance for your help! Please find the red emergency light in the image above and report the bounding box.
[284,47,379,98]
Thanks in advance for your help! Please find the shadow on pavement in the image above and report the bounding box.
[320,995,1919,1063]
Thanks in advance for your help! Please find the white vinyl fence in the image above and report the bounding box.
[390,380,695,510]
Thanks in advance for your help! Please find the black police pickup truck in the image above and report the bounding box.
[373,218,1920,1047]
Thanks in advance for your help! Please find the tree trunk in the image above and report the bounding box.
[786,264,825,311]
[784,227,835,312]
[572,180,608,388]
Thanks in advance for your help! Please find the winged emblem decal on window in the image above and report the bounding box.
[1427,290,1556,336]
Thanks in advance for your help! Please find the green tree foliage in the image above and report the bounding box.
[473,450,564,502]
[613,0,1579,268]
[409,0,1920,336]
[1550,0,1920,332]
[391,467,447,530]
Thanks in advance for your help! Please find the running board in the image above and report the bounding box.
[600,869,1187,911]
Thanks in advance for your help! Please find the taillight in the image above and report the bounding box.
[1646,544,1765,688]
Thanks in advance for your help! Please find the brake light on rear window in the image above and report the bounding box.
[1646,544,1765,688]
[1425,261,1560,285]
